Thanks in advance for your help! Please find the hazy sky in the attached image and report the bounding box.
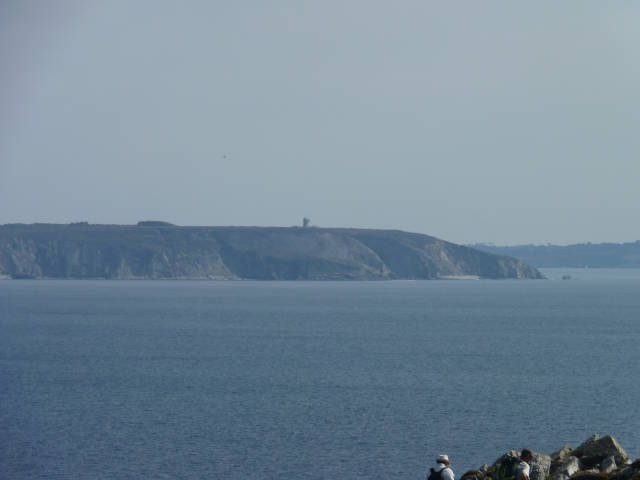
[2,1,639,245]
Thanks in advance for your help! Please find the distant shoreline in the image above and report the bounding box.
[473,242,640,268]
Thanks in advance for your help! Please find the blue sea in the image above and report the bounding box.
[1,269,639,479]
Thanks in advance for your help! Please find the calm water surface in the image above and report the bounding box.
[1,271,639,479]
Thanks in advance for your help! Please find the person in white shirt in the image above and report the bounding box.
[516,449,533,480]
[429,454,455,480]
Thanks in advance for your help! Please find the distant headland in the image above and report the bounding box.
[0,223,543,280]
[472,242,640,268]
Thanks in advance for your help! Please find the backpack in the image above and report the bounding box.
[428,467,451,480]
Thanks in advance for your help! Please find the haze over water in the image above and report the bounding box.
[2,272,639,479]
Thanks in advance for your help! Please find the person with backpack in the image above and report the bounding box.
[515,449,533,480]
[428,454,455,480]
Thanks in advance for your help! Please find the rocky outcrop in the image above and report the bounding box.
[553,455,582,480]
[0,224,544,280]
[552,446,575,466]
[573,435,629,469]
[531,453,552,480]
[462,435,636,480]
[488,450,550,480]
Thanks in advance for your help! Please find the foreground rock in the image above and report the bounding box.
[573,434,629,469]
[486,450,551,480]
[552,455,581,480]
[462,434,636,480]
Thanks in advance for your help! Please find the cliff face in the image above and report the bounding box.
[0,224,543,280]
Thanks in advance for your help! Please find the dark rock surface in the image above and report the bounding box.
[0,224,544,280]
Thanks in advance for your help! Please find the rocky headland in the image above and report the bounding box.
[0,223,544,280]
[463,434,638,480]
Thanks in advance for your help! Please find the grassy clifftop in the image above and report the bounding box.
[0,224,543,280]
